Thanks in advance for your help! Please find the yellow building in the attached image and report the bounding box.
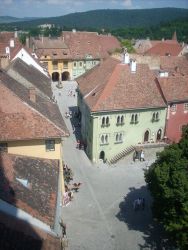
[30,36,72,81]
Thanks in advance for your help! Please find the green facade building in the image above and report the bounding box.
[77,55,167,163]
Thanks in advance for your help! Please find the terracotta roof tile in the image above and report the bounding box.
[0,70,69,140]
[157,75,188,103]
[63,31,121,60]
[160,56,188,76]
[145,41,183,56]
[6,58,53,98]
[77,57,166,112]
[0,152,59,226]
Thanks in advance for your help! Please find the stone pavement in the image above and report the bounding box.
[52,81,165,250]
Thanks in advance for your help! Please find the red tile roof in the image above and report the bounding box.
[31,37,72,60]
[63,31,121,60]
[145,40,183,56]
[157,75,188,103]
[0,152,59,226]
[0,32,22,60]
[160,56,188,76]
[0,70,69,141]
[77,57,166,112]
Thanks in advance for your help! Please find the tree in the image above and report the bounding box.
[145,125,188,250]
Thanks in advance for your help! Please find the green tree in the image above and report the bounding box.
[145,125,188,250]
[120,39,135,53]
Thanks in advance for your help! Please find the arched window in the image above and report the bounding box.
[105,135,108,143]
[116,134,119,142]
[121,116,124,124]
[102,117,105,126]
[106,116,109,125]
[117,116,120,124]
[101,135,104,144]
[119,133,123,141]
[152,113,156,121]
[131,114,134,123]
[156,112,159,120]
[135,114,138,123]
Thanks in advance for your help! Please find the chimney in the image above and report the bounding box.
[131,59,137,73]
[29,88,36,103]
[14,30,18,38]
[10,39,15,48]
[124,53,130,64]
[5,47,10,59]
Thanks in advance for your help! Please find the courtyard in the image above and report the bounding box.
[52,81,166,250]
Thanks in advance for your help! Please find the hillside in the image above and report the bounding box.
[0,16,37,24]
[1,8,188,29]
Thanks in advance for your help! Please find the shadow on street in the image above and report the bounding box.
[116,186,175,250]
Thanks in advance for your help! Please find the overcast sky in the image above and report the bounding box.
[1,0,188,18]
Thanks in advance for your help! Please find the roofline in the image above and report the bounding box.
[167,99,188,104]
[0,135,65,142]
[90,105,167,114]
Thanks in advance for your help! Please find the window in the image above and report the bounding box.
[101,116,110,127]
[106,116,109,126]
[73,62,77,68]
[45,140,55,151]
[52,61,58,70]
[115,133,123,143]
[121,115,124,124]
[171,104,177,112]
[102,117,105,126]
[100,134,109,145]
[0,143,8,152]
[63,62,68,69]
[117,116,120,125]
[152,112,159,122]
[130,114,139,124]
[79,62,83,67]
[117,115,124,125]
[184,103,188,111]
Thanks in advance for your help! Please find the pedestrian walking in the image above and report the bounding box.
[140,150,145,161]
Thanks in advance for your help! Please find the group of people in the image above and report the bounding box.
[76,140,86,150]
[133,197,145,211]
[67,90,76,97]
[63,163,82,206]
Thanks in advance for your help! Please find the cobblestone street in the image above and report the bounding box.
[52,81,165,250]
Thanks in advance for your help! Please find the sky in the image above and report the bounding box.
[1,0,188,18]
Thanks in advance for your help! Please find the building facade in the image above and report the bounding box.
[77,55,167,163]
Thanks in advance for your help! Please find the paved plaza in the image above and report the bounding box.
[52,81,165,250]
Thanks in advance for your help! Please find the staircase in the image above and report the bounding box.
[107,145,135,165]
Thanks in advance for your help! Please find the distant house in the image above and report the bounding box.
[77,55,167,163]
[29,31,121,81]
[134,32,185,57]
[0,31,48,76]
[30,36,72,82]
[63,31,121,79]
